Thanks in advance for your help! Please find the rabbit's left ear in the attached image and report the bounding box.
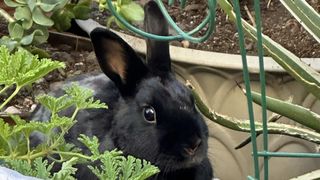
[144,1,171,74]
[90,28,148,95]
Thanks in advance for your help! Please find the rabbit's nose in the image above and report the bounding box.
[184,139,201,156]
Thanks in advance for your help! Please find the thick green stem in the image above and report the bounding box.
[248,90,320,132]
[52,150,91,160]
[0,85,10,95]
[0,150,91,162]
[0,86,21,111]
[186,82,320,144]
[26,134,31,164]
[13,150,48,160]
[235,114,282,149]
[0,8,14,23]
[71,108,79,121]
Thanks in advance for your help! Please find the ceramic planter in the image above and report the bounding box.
[48,29,320,179]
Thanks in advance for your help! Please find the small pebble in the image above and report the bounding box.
[23,98,33,107]
[75,62,85,71]
[181,40,190,48]
[245,42,254,51]
[35,78,46,84]
[4,106,21,114]
[30,104,37,112]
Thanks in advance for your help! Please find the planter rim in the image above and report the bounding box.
[75,19,320,73]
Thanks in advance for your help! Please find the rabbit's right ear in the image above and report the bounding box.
[144,1,171,73]
[90,28,148,96]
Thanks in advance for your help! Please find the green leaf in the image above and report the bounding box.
[0,46,65,87]
[5,159,33,176]
[51,9,75,32]
[27,0,37,11]
[99,2,107,11]
[280,0,320,42]
[36,94,74,114]
[14,6,32,22]
[77,135,100,159]
[72,5,91,20]
[120,2,144,22]
[121,0,132,5]
[22,19,33,30]
[54,0,69,10]
[19,57,63,87]
[50,116,75,128]
[188,82,320,144]
[130,158,160,180]
[32,6,54,26]
[10,115,64,138]
[30,25,49,45]
[0,36,19,52]
[93,150,123,179]
[4,0,23,7]
[14,6,34,29]
[64,83,108,110]
[250,90,320,132]
[8,22,24,39]
[52,157,78,180]
[33,157,53,179]
[15,0,27,4]
[20,29,44,45]
[5,158,53,178]
[89,149,160,180]
[38,2,60,12]
[0,119,12,152]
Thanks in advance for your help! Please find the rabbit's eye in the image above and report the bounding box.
[143,106,156,123]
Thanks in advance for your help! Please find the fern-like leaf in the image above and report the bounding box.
[33,157,53,179]
[52,157,78,180]
[77,134,100,159]
[88,149,159,180]
[36,94,74,114]
[5,159,33,176]
[0,46,65,87]
[64,83,108,110]
[132,159,160,180]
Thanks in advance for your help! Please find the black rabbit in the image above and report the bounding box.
[31,1,213,179]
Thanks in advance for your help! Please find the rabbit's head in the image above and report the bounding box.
[90,1,209,171]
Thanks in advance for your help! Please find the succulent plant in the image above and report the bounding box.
[0,0,92,51]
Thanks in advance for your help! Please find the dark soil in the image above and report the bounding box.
[0,0,319,115]
[93,0,320,57]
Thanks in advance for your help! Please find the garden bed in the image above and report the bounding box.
[95,0,320,57]
[1,1,320,179]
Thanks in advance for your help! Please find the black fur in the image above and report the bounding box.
[31,1,213,179]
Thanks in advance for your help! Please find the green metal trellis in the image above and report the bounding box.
[106,0,320,179]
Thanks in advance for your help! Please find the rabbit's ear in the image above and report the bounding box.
[144,1,171,73]
[90,28,148,95]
